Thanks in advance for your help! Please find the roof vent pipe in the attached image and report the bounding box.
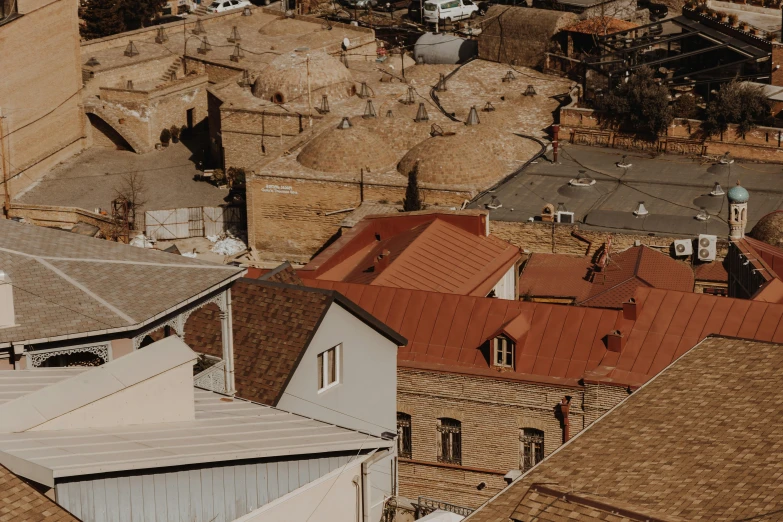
[363,99,377,119]
[230,44,244,62]
[337,117,352,129]
[124,41,139,57]
[633,201,648,217]
[465,106,480,126]
[415,102,429,122]
[436,73,447,92]
[710,182,725,196]
[228,26,241,42]
[192,18,206,35]
[358,81,370,98]
[0,271,15,328]
[155,26,168,43]
[401,86,415,105]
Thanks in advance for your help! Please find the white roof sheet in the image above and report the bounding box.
[0,369,85,406]
[0,389,390,486]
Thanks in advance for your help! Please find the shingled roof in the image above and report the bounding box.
[466,337,783,522]
[300,211,520,297]
[185,279,406,405]
[0,219,243,346]
[307,280,783,388]
[0,463,80,522]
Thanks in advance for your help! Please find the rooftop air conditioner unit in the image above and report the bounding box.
[697,234,717,262]
[673,239,693,257]
[556,211,575,224]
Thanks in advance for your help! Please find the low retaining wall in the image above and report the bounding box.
[9,203,116,237]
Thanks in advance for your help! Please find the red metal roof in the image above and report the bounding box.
[693,261,728,282]
[300,212,521,297]
[306,280,783,389]
[737,236,783,280]
[519,253,593,301]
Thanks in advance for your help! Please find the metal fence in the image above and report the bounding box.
[145,206,245,240]
[416,497,474,518]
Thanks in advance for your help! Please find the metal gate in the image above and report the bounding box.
[146,206,245,240]
[145,208,189,240]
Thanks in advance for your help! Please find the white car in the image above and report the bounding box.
[423,0,478,23]
[206,0,252,13]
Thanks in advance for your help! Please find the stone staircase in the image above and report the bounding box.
[192,3,209,16]
[83,97,148,154]
[162,57,183,82]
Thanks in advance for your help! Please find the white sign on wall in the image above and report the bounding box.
[262,184,298,195]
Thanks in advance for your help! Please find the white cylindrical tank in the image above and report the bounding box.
[413,32,478,64]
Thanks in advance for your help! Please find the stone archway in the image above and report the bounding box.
[87,114,133,151]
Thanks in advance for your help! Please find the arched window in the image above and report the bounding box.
[520,428,544,471]
[397,412,412,458]
[437,418,461,465]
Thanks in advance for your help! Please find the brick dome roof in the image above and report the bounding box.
[252,52,354,104]
[750,211,783,248]
[297,119,398,174]
[397,128,505,186]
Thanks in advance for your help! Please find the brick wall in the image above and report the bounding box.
[247,176,469,262]
[8,203,115,237]
[221,109,309,168]
[1,0,88,198]
[84,55,180,97]
[397,367,583,508]
[184,57,243,84]
[583,382,631,426]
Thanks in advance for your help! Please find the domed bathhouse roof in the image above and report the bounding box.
[252,51,354,104]
[750,210,783,248]
[297,118,398,174]
[727,181,749,203]
[396,127,505,186]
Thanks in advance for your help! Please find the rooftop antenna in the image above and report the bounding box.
[230,43,244,62]
[197,37,211,54]
[228,26,241,42]
[242,5,252,15]
[124,41,139,57]
[710,182,725,196]
[523,84,537,96]
[155,26,168,43]
[482,101,495,112]
[337,117,352,129]
[358,81,370,98]
[465,106,480,125]
[401,86,415,105]
[436,73,447,92]
[318,94,330,114]
[85,56,100,66]
[415,102,429,122]
[363,99,377,119]
[192,18,206,35]
[633,201,648,217]
[502,70,515,82]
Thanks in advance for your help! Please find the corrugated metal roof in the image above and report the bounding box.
[307,280,783,389]
[0,389,389,486]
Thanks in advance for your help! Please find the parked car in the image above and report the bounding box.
[423,0,479,24]
[206,0,252,13]
[340,0,378,9]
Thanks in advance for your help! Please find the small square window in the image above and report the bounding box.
[317,344,341,392]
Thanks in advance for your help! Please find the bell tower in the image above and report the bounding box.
[727,181,749,240]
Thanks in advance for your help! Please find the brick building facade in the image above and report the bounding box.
[0,0,88,200]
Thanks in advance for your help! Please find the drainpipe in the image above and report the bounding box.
[561,396,571,443]
[352,475,362,522]
[552,124,560,164]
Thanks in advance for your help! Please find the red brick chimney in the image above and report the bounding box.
[560,396,571,442]
[606,330,626,353]
[622,298,638,321]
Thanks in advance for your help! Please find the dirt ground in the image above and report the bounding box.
[16,137,228,214]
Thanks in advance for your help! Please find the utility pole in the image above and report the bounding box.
[306,55,312,129]
[0,108,9,219]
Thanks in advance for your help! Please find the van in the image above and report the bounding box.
[423,0,479,24]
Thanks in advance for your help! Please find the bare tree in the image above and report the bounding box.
[111,172,147,239]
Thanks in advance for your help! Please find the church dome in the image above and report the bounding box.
[727,182,749,203]
[397,128,504,186]
[252,52,354,104]
[297,118,398,174]
[750,211,783,248]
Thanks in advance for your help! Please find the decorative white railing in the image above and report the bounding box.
[193,355,227,393]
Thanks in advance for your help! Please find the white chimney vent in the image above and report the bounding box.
[0,271,15,328]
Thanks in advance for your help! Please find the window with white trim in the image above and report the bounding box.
[494,336,514,368]
[317,344,341,391]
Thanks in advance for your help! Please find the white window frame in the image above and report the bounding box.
[317,344,341,393]
[494,336,514,368]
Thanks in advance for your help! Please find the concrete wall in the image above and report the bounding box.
[276,301,398,438]
[0,0,88,198]
[8,203,116,237]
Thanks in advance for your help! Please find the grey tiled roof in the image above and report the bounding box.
[0,220,243,344]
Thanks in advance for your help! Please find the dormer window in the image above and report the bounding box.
[494,336,514,368]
